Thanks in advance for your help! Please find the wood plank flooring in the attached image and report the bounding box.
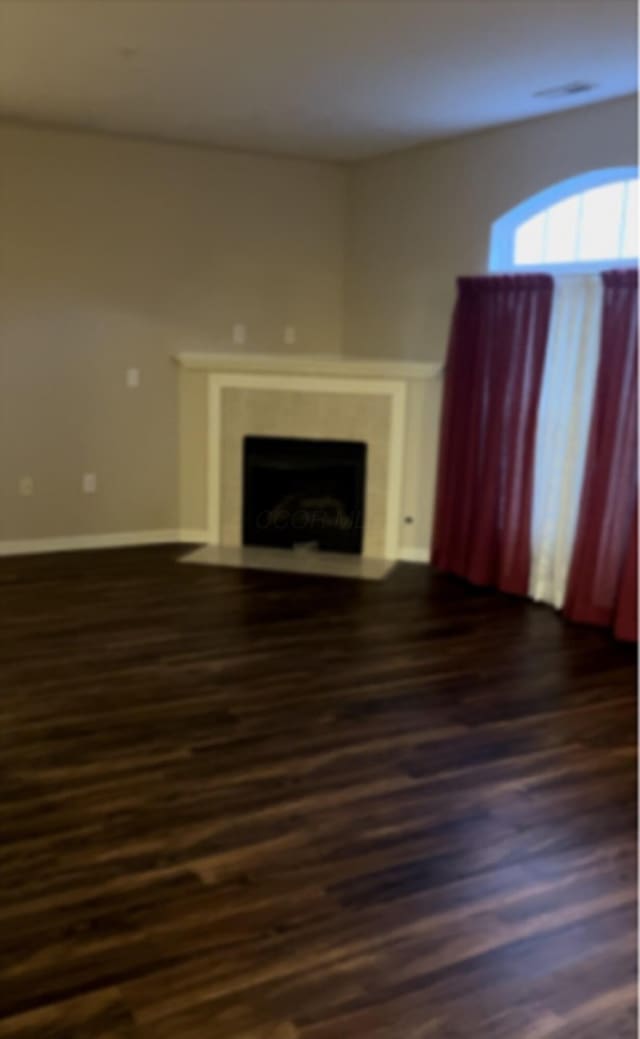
[0,545,636,1037]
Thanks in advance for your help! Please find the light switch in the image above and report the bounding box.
[19,476,34,497]
[82,473,97,494]
[126,367,140,389]
[284,325,297,346]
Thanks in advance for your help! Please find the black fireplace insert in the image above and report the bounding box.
[243,436,366,554]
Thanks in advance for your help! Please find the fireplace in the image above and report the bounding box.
[243,436,367,554]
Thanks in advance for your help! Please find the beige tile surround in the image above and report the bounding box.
[220,387,391,558]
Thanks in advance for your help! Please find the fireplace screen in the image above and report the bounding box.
[243,436,366,554]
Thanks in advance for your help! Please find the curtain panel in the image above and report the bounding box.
[528,275,603,608]
[432,275,553,596]
[564,270,638,638]
[432,269,637,641]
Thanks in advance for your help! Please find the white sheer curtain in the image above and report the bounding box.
[529,275,603,608]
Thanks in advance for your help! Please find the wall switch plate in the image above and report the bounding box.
[283,325,297,346]
[232,323,247,346]
[82,473,97,494]
[126,367,140,389]
[19,476,34,497]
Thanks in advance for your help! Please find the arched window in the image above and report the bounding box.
[489,168,638,273]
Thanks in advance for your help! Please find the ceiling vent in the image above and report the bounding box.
[533,82,597,99]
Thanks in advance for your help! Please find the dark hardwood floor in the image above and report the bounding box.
[0,545,636,1038]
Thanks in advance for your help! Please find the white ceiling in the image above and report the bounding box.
[0,0,636,161]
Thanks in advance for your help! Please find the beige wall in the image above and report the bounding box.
[0,122,347,540]
[1,97,637,549]
[344,95,638,362]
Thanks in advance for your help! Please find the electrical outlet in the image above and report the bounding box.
[19,476,34,497]
[284,325,297,346]
[126,367,140,389]
[82,473,97,494]
[232,323,247,346]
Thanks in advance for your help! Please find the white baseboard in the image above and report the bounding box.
[0,530,427,563]
[0,529,183,557]
[398,546,430,564]
[177,529,209,544]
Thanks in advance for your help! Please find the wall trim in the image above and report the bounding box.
[178,529,209,544]
[398,547,430,564]
[0,530,185,558]
[0,531,428,564]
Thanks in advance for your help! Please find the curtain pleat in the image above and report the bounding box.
[528,275,603,608]
[614,504,638,642]
[563,270,638,637]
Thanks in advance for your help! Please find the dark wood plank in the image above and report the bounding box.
[0,546,636,1037]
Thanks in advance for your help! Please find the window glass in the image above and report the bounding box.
[577,182,625,262]
[493,172,638,271]
[622,180,637,260]
[544,195,581,263]
[514,212,545,265]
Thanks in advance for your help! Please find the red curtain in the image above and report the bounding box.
[564,270,638,641]
[614,504,637,642]
[432,275,553,595]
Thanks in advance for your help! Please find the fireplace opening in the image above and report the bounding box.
[243,436,367,555]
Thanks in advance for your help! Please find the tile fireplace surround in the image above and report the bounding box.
[176,352,443,563]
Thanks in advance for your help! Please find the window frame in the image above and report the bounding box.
[489,167,639,274]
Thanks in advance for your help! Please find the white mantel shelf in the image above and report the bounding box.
[174,351,443,381]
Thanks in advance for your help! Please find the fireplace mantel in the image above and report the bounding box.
[176,351,445,566]
[174,351,442,382]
